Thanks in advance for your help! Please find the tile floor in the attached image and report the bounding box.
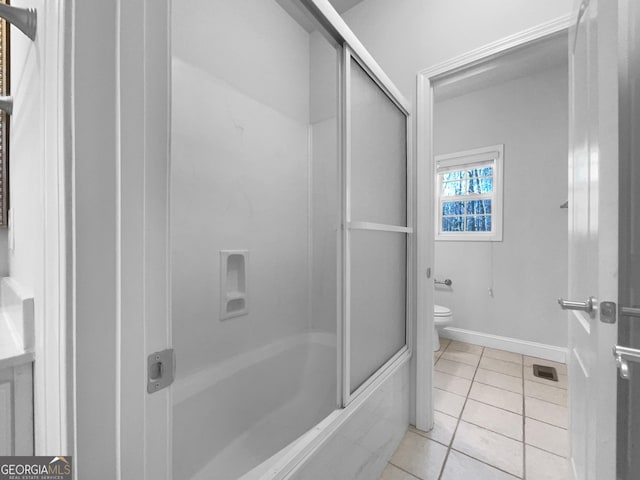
[380,339,572,480]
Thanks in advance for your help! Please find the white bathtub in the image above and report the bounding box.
[172,332,337,480]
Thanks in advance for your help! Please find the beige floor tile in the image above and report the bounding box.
[434,370,472,397]
[461,399,523,441]
[479,357,523,378]
[525,396,568,429]
[446,341,484,355]
[474,368,523,394]
[483,348,523,365]
[380,463,419,480]
[440,350,481,367]
[439,338,451,352]
[524,380,567,406]
[412,411,458,446]
[434,388,467,418]
[525,445,573,480]
[524,366,568,389]
[524,356,567,375]
[435,358,477,380]
[434,352,442,364]
[525,418,569,457]
[390,431,448,480]
[441,450,519,480]
[468,382,523,414]
[452,421,523,478]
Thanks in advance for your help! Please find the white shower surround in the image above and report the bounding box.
[173,333,336,479]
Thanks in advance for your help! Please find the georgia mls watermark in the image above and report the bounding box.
[0,457,72,480]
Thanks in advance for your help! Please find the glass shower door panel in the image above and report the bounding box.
[350,59,407,227]
[170,1,340,478]
[350,230,406,393]
[348,55,408,395]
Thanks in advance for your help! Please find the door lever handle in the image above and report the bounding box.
[558,296,596,313]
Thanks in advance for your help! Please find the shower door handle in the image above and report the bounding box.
[620,306,640,318]
[558,296,596,314]
[613,345,640,380]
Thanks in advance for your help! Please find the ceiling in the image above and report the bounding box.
[434,33,569,102]
[329,0,366,13]
[275,0,366,33]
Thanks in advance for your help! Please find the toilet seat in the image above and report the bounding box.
[434,304,452,317]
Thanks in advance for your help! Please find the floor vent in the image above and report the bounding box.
[532,364,558,382]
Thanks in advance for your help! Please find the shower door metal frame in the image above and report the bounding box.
[300,0,414,409]
[340,44,413,407]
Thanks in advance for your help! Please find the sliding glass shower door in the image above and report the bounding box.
[344,51,411,400]
[169,1,411,478]
[170,1,341,478]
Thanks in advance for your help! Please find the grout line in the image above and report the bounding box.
[467,397,521,416]
[433,386,467,399]
[523,412,568,430]
[525,378,568,390]
[472,377,522,395]
[482,354,524,366]
[476,365,525,379]
[406,428,450,448]
[525,444,571,460]
[436,345,485,480]
[524,377,568,392]
[386,462,423,480]
[457,417,522,442]
[448,447,524,479]
[523,442,570,459]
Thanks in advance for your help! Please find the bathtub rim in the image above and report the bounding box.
[242,348,411,480]
[173,331,336,406]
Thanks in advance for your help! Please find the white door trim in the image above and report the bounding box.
[414,14,572,431]
[71,0,171,477]
[37,0,72,456]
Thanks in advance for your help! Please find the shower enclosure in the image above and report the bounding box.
[170,0,412,478]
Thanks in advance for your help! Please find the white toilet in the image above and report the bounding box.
[433,304,454,351]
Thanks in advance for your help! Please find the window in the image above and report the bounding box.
[435,145,503,241]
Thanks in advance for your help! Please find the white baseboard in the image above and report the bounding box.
[441,327,567,363]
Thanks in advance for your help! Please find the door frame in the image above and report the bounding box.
[71,0,171,478]
[414,14,572,432]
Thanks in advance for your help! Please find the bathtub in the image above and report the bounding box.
[172,332,337,480]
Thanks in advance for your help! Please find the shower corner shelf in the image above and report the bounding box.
[220,250,249,320]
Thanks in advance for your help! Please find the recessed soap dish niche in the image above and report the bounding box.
[220,250,249,320]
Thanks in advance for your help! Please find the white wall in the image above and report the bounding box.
[433,65,568,347]
[341,0,573,99]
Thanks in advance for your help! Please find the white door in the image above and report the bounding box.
[615,1,640,478]
[564,0,618,478]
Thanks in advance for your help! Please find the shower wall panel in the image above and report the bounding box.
[172,0,312,379]
[310,31,339,335]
